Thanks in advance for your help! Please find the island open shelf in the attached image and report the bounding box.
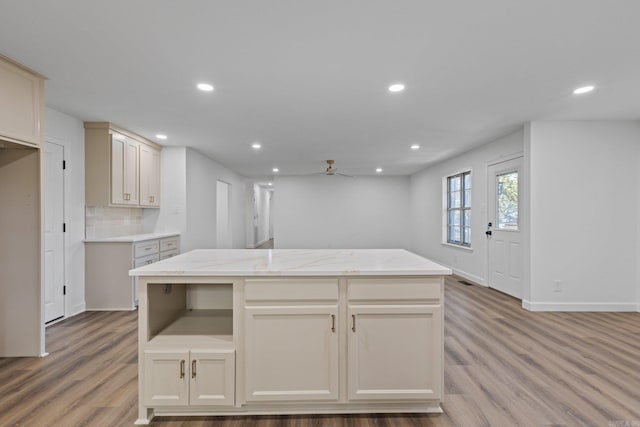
[146,283,234,349]
[131,249,452,425]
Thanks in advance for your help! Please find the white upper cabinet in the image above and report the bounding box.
[110,133,139,205]
[139,142,160,207]
[85,122,160,208]
[0,55,45,146]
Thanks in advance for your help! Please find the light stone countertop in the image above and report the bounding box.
[84,232,180,243]
[129,248,451,277]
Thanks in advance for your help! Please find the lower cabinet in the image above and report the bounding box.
[347,304,442,400]
[244,306,339,401]
[144,349,235,407]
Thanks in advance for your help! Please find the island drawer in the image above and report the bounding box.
[347,278,442,302]
[135,240,160,258]
[245,278,339,302]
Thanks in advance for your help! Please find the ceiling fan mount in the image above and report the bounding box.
[318,159,352,177]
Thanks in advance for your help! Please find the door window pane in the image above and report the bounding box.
[497,171,518,230]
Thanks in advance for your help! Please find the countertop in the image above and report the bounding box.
[84,232,180,243]
[129,249,451,277]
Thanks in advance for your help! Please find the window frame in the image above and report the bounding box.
[445,170,472,248]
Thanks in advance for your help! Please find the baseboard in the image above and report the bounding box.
[443,266,487,287]
[523,300,638,312]
[69,302,86,317]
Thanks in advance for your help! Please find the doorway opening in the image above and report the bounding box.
[252,183,274,248]
[216,180,232,249]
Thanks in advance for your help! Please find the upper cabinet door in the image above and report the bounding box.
[124,137,139,205]
[110,133,126,205]
[111,134,139,205]
[140,144,160,207]
[0,57,44,146]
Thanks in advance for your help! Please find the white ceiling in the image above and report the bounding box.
[1,1,639,177]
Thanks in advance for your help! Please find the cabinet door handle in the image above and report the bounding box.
[331,314,335,333]
[192,360,197,379]
[352,314,356,332]
[179,360,185,379]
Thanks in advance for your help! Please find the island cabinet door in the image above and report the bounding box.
[143,350,189,406]
[347,305,442,401]
[189,349,235,406]
[244,306,339,402]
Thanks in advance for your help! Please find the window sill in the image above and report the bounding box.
[441,242,474,252]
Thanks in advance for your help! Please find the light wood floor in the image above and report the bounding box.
[1,277,639,426]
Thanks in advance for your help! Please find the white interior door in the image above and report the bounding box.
[44,142,65,322]
[487,157,523,299]
[216,180,231,248]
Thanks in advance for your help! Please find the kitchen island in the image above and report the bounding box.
[130,249,451,425]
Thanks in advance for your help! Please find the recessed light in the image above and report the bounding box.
[573,85,595,95]
[388,83,405,93]
[197,83,214,92]
[272,168,279,173]
[410,144,420,150]
[155,134,167,140]
[251,142,262,149]
[268,183,273,186]
[376,168,383,173]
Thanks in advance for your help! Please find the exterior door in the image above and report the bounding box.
[348,305,442,401]
[487,157,523,299]
[44,142,64,323]
[244,306,339,401]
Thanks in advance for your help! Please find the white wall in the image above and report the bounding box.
[526,121,640,311]
[146,147,247,252]
[409,131,524,285]
[274,175,410,249]
[45,107,86,317]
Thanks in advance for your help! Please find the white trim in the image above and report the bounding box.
[85,308,136,312]
[452,268,487,287]
[436,261,487,287]
[69,302,86,317]
[486,151,524,168]
[522,300,638,312]
[441,242,473,252]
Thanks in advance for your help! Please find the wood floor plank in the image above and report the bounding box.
[1,277,638,426]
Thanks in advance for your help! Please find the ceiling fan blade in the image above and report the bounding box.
[336,172,354,178]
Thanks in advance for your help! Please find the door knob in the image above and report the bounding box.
[486,230,492,236]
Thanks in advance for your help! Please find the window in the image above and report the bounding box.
[447,171,471,246]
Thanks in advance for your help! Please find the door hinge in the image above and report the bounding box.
[63,223,66,232]
[62,160,66,170]
[63,286,66,295]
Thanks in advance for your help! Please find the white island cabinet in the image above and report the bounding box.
[130,249,451,425]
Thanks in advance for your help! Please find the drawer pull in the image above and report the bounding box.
[145,259,154,265]
[331,314,336,333]
[352,314,356,333]
[180,360,185,379]
[145,247,152,251]
[192,360,197,378]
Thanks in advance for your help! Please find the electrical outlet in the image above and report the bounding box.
[553,280,562,293]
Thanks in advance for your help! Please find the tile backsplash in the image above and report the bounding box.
[86,207,144,239]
